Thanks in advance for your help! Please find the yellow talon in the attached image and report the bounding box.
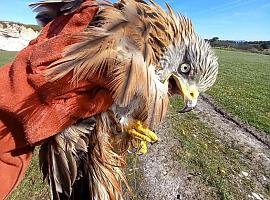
[140,141,148,154]
[137,126,158,142]
[128,121,158,143]
[128,129,152,142]
[128,140,148,154]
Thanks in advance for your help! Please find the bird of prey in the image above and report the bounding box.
[29,0,218,199]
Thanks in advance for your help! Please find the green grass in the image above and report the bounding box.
[8,150,50,200]
[125,154,145,200]
[0,50,17,66]
[208,49,270,133]
[170,97,270,200]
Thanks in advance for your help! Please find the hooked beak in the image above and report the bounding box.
[179,99,198,113]
[167,74,199,113]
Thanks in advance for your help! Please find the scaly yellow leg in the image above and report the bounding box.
[127,121,158,154]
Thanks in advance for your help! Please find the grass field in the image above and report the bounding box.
[0,50,17,66]
[170,97,269,199]
[208,49,270,133]
[0,49,269,199]
[8,151,50,200]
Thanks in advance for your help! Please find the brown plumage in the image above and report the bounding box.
[30,0,218,199]
[41,0,185,125]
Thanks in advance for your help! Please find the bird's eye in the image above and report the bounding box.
[178,63,191,74]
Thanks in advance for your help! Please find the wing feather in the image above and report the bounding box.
[30,0,85,26]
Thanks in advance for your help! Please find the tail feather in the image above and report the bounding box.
[39,114,129,200]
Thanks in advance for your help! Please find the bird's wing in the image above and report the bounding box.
[42,1,173,126]
[29,0,85,26]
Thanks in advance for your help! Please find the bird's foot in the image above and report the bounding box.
[127,121,158,154]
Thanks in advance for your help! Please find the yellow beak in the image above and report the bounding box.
[172,74,199,113]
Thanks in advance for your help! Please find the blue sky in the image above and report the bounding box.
[0,0,269,41]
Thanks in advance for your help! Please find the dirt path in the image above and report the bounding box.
[137,95,270,200]
[138,120,204,200]
[196,94,270,168]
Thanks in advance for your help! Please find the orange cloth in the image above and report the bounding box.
[0,1,113,199]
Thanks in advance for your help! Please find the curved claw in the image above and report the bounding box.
[127,121,158,154]
[128,140,148,155]
[139,141,148,154]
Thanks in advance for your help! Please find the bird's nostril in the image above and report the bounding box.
[190,92,195,98]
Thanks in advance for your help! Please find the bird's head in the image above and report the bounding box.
[158,34,218,113]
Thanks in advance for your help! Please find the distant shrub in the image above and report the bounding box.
[260,43,270,49]
[0,21,8,29]
[0,20,41,32]
[208,38,270,55]
[24,24,41,32]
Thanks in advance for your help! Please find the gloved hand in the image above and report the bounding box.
[0,1,113,199]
